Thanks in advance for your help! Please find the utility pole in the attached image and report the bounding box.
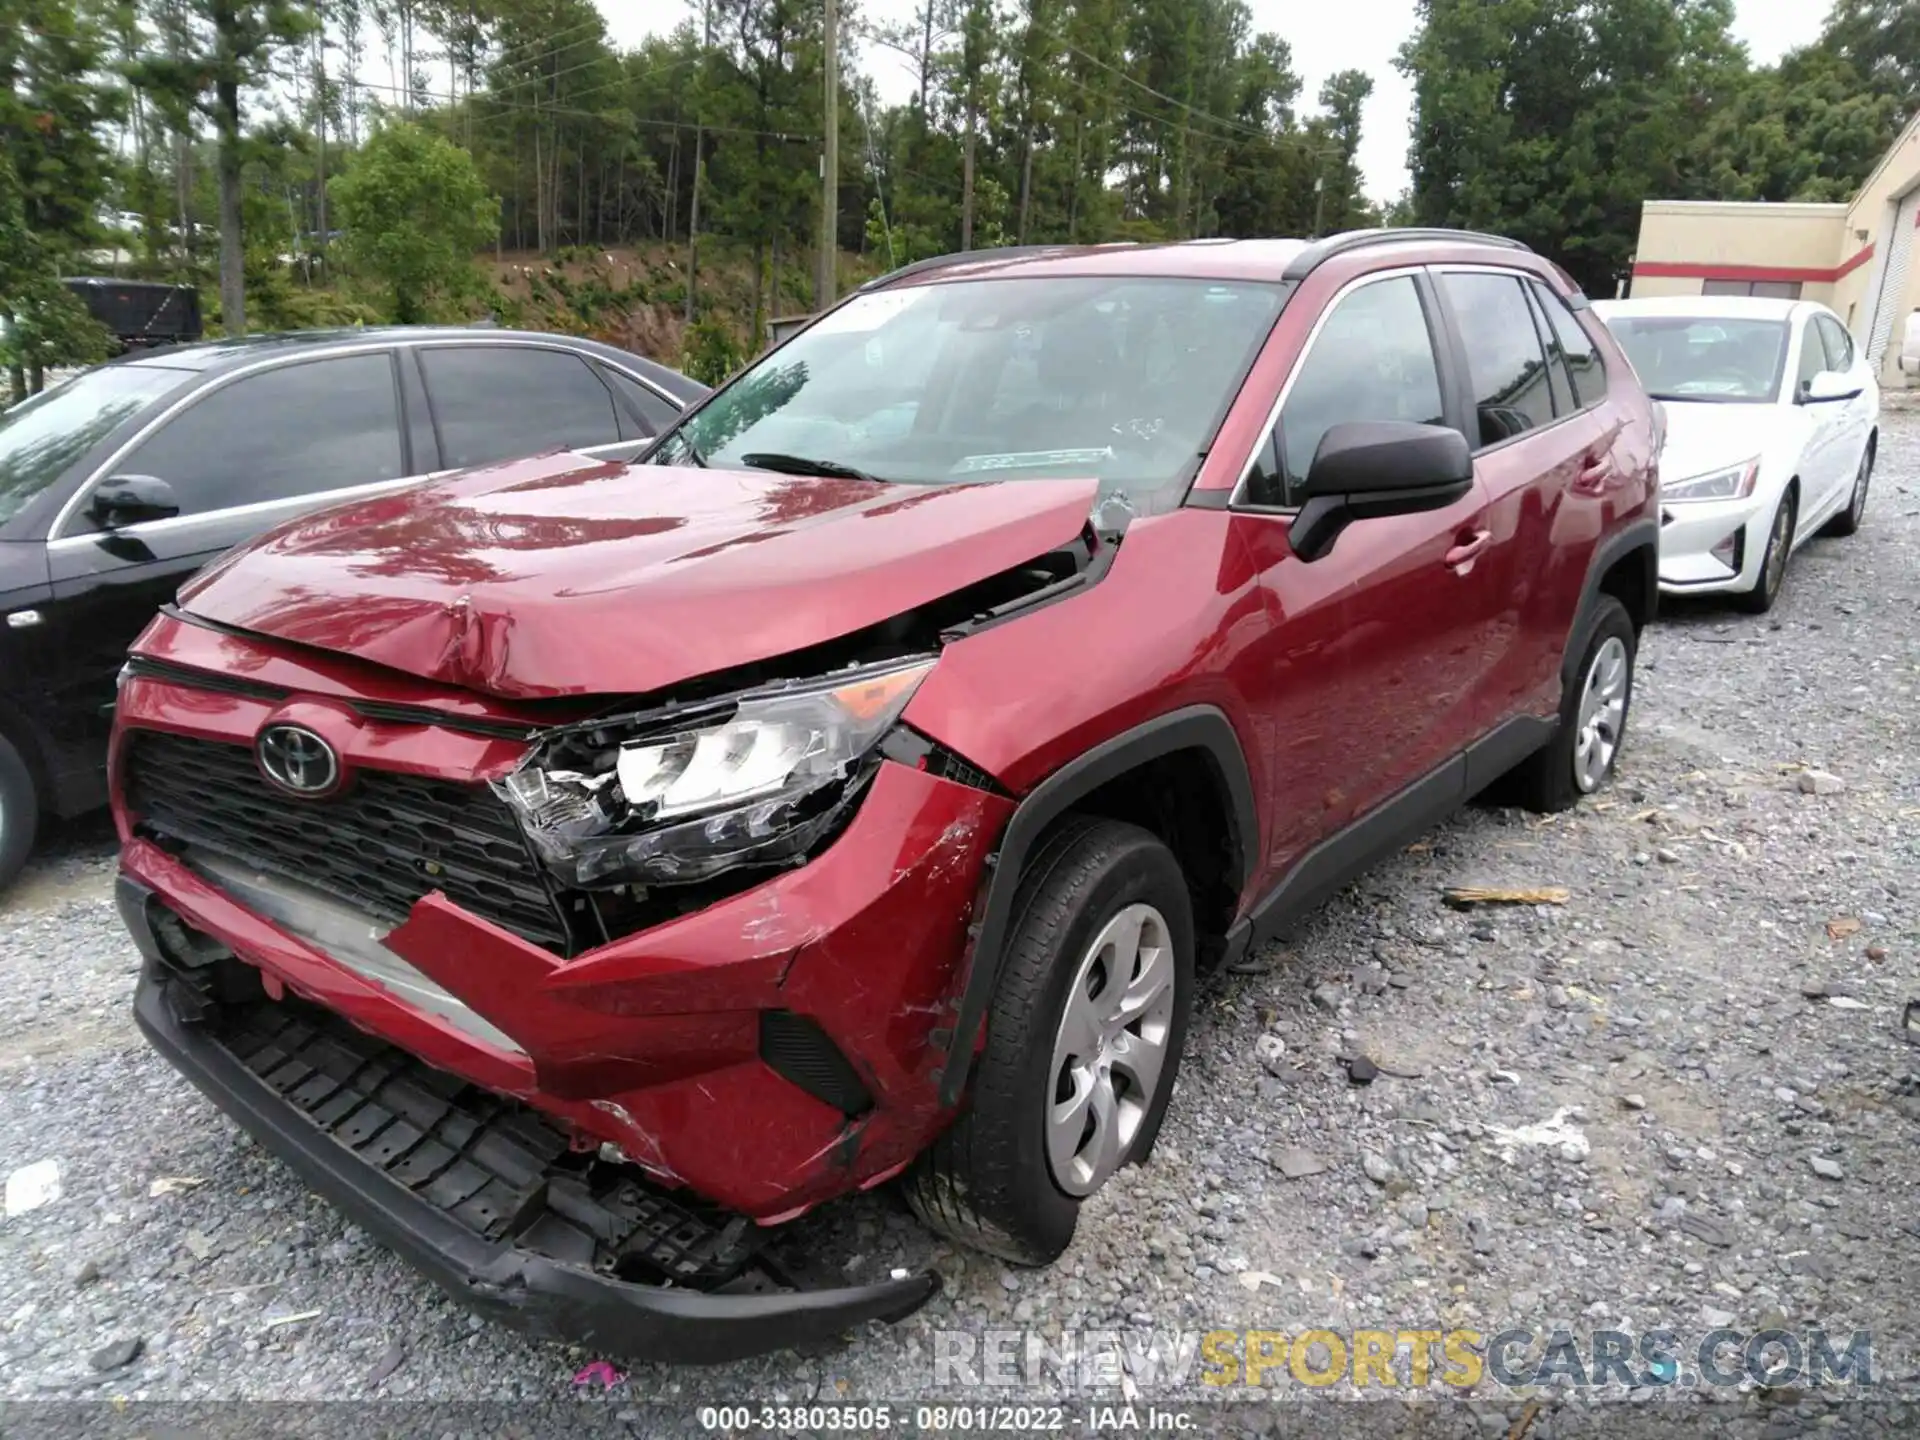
[817,0,839,310]
[1313,174,1326,239]
[686,0,711,324]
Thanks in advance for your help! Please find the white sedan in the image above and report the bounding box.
[1592,295,1879,612]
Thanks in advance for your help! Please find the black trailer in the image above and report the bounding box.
[60,277,202,351]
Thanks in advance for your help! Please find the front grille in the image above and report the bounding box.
[124,730,570,953]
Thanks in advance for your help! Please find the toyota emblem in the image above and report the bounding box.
[257,724,340,796]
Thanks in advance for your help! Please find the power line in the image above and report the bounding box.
[349,76,816,141]
[1056,38,1272,142]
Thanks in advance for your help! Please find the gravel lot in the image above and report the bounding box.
[3,415,1919,1432]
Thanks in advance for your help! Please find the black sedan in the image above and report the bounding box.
[0,327,707,885]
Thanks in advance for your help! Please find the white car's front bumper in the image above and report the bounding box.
[1657,494,1773,596]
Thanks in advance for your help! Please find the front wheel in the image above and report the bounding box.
[1503,595,1637,814]
[0,733,38,891]
[904,817,1194,1265]
[1739,490,1796,614]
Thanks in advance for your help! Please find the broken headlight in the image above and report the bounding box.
[496,658,935,888]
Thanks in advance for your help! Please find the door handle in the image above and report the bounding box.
[1444,529,1491,570]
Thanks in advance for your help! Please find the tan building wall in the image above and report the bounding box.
[1631,111,1920,387]
[1834,114,1920,384]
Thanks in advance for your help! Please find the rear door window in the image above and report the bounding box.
[598,366,682,436]
[1531,282,1605,406]
[1522,285,1577,416]
[104,352,405,522]
[1440,272,1556,447]
[420,346,622,468]
[1258,275,1445,506]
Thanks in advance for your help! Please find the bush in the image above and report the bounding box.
[681,315,743,387]
[331,121,499,324]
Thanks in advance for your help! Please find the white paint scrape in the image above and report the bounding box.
[1487,1107,1590,1163]
[4,1160,62,1217]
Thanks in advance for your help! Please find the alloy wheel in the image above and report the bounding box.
[1573,636,1628,794]
[1046,902,1177,1197]
[1762,503,1791,602]
[1848,450,1871,526]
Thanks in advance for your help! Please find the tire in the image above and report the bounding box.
[1738,487,1796,614]
[904,816,1195,1265]
[1821,439,1873,538]
[0,733,38,891]
[1504,596,1636,815]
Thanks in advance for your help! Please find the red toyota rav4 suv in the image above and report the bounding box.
[112,229,1660,1361]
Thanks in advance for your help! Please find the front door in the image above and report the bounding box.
[41,349,416,805]
[1229,270,1499,873]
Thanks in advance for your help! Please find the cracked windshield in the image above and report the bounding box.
[655,275,1287,499]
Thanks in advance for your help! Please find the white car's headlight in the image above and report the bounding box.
[497,658,935,888]
[1662,456,1760,503]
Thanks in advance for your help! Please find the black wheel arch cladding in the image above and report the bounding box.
[935,705,1256,1108]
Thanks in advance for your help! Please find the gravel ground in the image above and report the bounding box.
[3,416,1919,1434]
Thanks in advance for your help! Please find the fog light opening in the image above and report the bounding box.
[1709,528,1743,573]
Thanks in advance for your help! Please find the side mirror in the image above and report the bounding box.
[1289,421,1474,562]
[1800,370,1862,405]
[89,474,181,528]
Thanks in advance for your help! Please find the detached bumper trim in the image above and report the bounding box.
[123,876,939,1364]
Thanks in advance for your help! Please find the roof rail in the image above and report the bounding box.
[1280,227,1531,282]
[857,242,1134,292]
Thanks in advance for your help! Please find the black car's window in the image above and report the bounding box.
[1264,275,1444,504]
[1795,321,1828,395]
[1532,282,1605,407]
[0,365,192,526]
[1523,284,1577,416]
[421,346,621,468]
[1442,272,1556,447]
[599,365,681,436]
[107,353,404,522]
[1816,315,1855,372]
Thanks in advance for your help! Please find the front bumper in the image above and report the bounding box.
[1657,494,1769,595]
[127,882,940,1364]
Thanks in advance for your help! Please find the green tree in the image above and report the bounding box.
[1684,45,1902,203]
[1,0,123,252]
[331,119,496,322]
[0,0,119,396]
[1820,0,1920,113]
[1398,0,1747,294]
[129,0,317,335]
[0,153,110,401]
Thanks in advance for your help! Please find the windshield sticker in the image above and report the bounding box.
[951,448,1114,475]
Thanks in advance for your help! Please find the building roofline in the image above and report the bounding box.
[1849,108,1920,213]
[1640,199,1849,216]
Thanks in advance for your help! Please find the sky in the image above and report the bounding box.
[596,0,1833,203]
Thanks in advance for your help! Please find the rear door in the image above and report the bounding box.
[1432,269,1614,739]
[1815,313,1876,505]
[42,349,414,785]
[413,344,640,470]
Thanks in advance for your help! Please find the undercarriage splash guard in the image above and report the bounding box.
[123,879,938,1364]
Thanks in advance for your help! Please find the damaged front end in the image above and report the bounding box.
[497,659,935,890]
[125,890,940,1364]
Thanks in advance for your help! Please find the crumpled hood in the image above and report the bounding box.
[1657,400,1809,486]
[177,450,1099,698]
